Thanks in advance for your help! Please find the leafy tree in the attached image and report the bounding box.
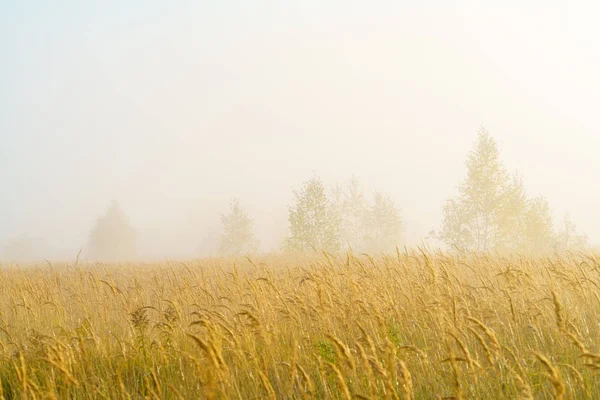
[284,175,341,252]
[218,199,259,256]
[440,128,560,254]
[496,172,528,250]
[88,201,136,261]
[336,176,369,251]
[555,214,588,252]
[520,196,555,254]
[440,128,509,252]
[365,192,404,253]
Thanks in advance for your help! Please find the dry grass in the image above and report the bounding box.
[1,250,600,399]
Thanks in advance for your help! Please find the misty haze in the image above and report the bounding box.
[2,2,600,399]
[3,1,600,261]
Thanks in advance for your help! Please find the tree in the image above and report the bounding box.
[439,127,560,254]
[365,192,404,253]
[440,127,509,252]
[520,196,555,254]
[218,199,259,257]
[284,175,341,252]
[555,214,588,252]
[336,176,369,251]
[496,172,528,251]
[88,201,136,261]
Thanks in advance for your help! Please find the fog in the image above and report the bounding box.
[2,1,600,260]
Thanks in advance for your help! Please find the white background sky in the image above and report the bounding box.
[2,1,599,258]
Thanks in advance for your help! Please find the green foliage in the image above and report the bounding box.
[386,321,404,347]
[440,127,510,252]
[315,340,336,364]
[333,176,370,251]
[365,191,404,253]
[555,214,588,252]
[284,175,341,252]
[218,199,259,257]
[520,196,555,254]
[439,128,556,253]
[332,177,404,253]
[87,201,136,261]
[497,175,555,254]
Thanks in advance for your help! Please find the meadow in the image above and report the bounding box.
[1,250,599,399]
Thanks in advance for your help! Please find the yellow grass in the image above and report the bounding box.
[1,250,600,399]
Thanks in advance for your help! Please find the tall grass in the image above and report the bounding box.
[0,250,599,399]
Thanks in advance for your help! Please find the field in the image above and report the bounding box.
[1,250,599,399]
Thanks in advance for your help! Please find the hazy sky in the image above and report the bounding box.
[2,1,600,258]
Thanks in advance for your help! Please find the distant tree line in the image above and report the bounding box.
[37,127,588,261]
[283,175,403,253]
[212,175,404,257]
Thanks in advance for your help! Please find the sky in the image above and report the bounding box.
[2,1,600,259]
